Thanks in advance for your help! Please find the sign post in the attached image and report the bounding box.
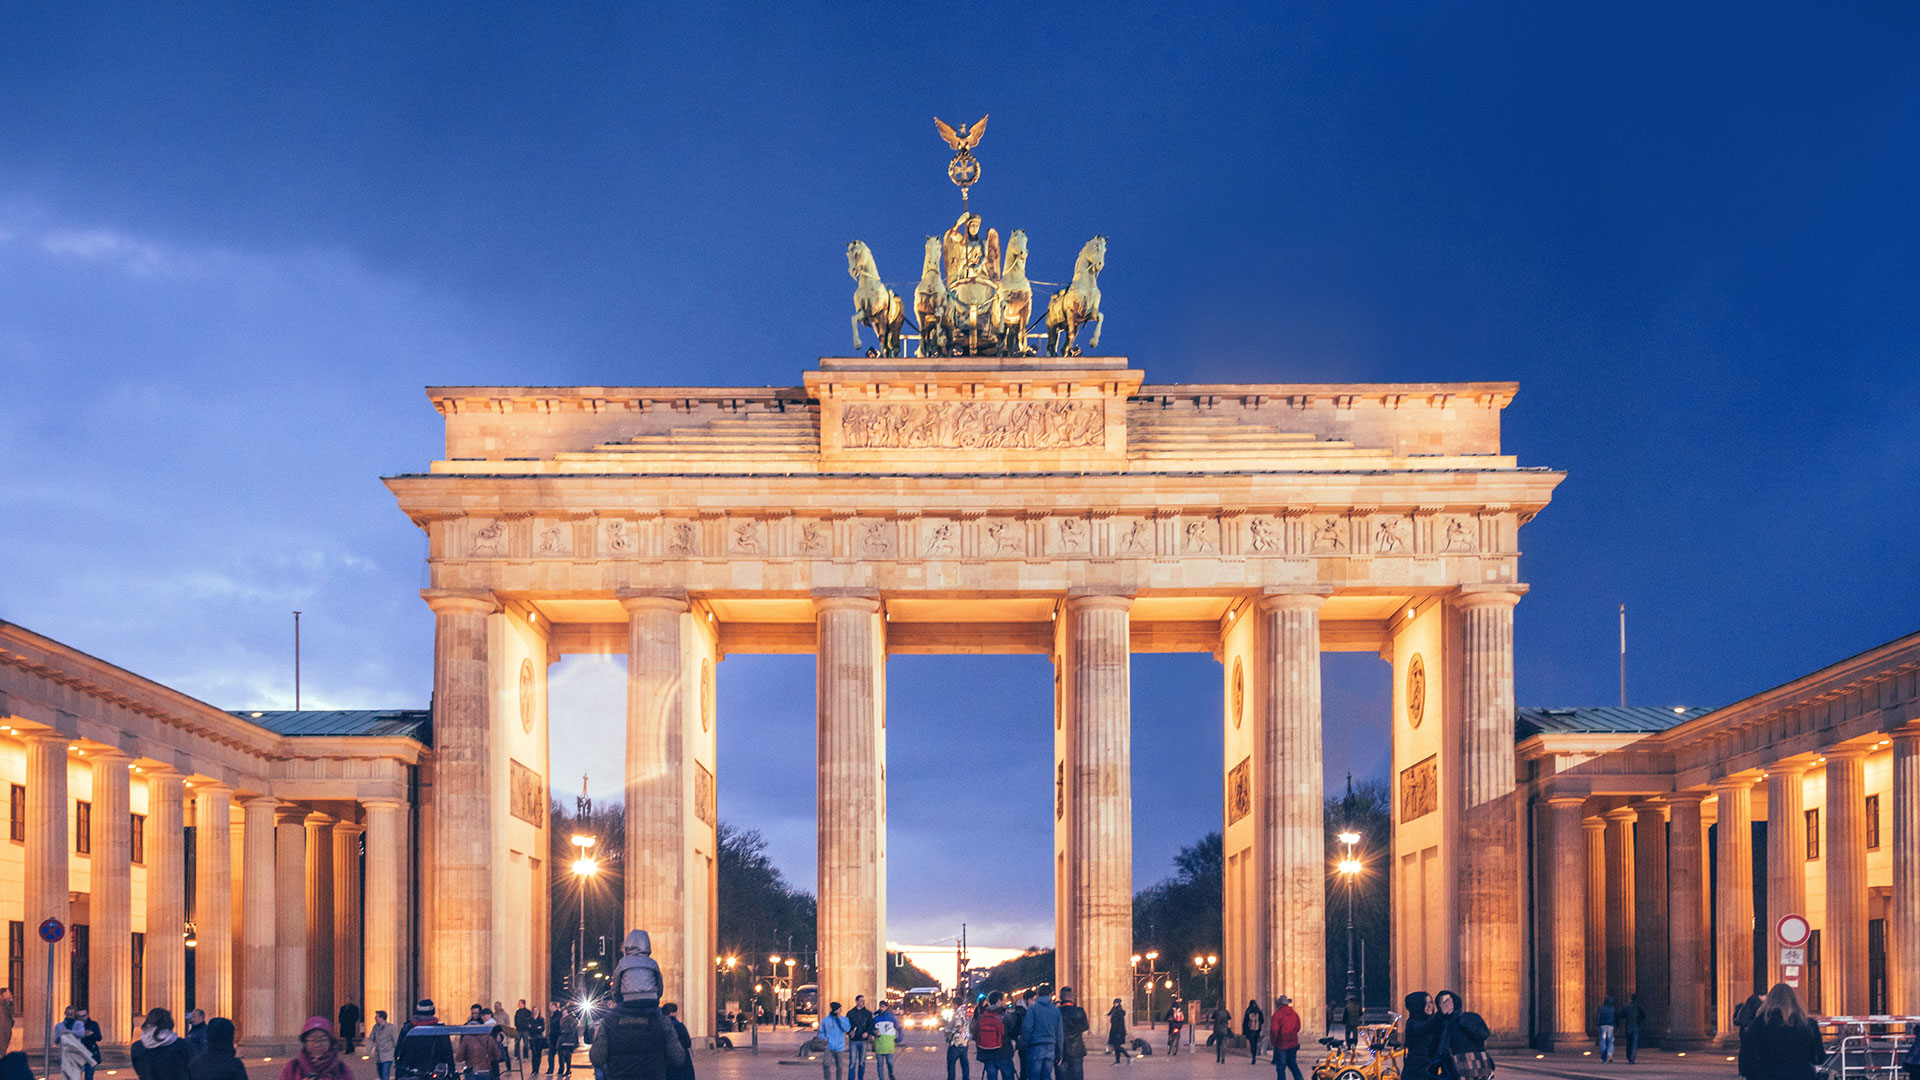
[39,918,64,1080]
[1775,913,1812,990]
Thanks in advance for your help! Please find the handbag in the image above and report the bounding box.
[1451,1049,1495,1080]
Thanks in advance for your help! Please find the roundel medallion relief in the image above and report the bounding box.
[518,657,536,734]
[700,657,715,732]
[1231,658,1245,729]
[1406,653,1426,730]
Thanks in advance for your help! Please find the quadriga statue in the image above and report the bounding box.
[847,240,905,357]
[1045,235,1105,357]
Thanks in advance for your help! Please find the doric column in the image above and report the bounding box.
[145,766,187,1015]
[275,806,310,1036]
[620,591,692,1004]
[1766,764,1809,987]
[1059,591,1136,1020]
[22,733,69,1043]
[814,593,887,1008]
[1712,777,1755,1040]
[1603,807,1637,1005]
[1666,794,1710,1046]
[89,750,133,1042]
[1892,730,1920,1014]
[193,783,235,1018]
[363,799,407,1021]
[1826,746,1870,1015]
[240,796,279,1043]
[1632,802,1670,1044]
[1583,816,1607,1027]
[1543,797,1588,1047]
[305,812,336,1023]
[1455,588,1523,1039]
[421,588,497,1009]
[1259,592,1324,1035]
[334,819,364,1016]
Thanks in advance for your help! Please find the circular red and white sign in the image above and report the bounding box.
[1776,913,1812,948]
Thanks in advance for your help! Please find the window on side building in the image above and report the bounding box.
[1806,808,1821,860]
[8,785,23,844]
[1866,794,1881,849]
[131,813,146,864]
[75,800,91,855]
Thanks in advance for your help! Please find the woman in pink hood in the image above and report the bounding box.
[280,1017,353,1080]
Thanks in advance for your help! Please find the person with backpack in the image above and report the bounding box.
[1429,992,1491,1080]
[847,997,875,1080]
[1056,989,1089,1080]
[1105,1002,1130,1065]
[944,1002,972,1080]
[1163,1003,1182,1058]
[820,1003,852,1080]
[1241,1001,1265,1065]
[973,993,1015,1080]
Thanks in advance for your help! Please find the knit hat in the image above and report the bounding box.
[414,999,436,1017]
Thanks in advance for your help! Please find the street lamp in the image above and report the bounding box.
[1144,950,1162,1029]
[572,834,598,1001]
[1192,955,1219,999]
[1337,829,1363,1009]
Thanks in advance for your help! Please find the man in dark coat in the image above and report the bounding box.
[1056,989,1089,1080]
[339,1001,363,1053]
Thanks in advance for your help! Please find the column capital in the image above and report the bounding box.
[1824,744,1872,762]
[143,763,185,784]
[1890,725,1920,747]
[86,746,132,764]
[1632,801,1670,821]
[1544,794,1588,809]
[812,591,881,614]
[1453,584,1527,610]
[616,589,689,614]
[360,797,407,811]
[189,779,233,796]
[18,730,70,749]
[332,820,365,838]
[304,810,334,828]
[1666,789,1711,806]
[1064,589,1134,612]
[275,805,309,827]
[1712,774,1758,794]
[241,795,279,812]
[1765,760,1812,778]
[421,588,498,616]
[1256,588,1329,613]
[1603,805,1639,824]
[1582,815,1608,834]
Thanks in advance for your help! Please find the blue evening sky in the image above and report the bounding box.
[2,3,1915,949]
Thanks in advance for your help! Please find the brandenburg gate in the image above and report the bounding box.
[386,351,1562,1037]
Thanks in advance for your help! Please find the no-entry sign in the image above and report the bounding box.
[1776,914,1811,948]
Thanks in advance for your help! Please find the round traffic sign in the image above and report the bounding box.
[37,918,63,944]
[1776,913,1811,948]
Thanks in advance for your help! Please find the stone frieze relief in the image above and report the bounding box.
[840,400,1103,450]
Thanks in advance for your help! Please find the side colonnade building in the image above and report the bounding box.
[1523,630,1920,1048]
[0,621,428,1051]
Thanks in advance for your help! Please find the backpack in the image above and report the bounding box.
[976,1010,1006,1051]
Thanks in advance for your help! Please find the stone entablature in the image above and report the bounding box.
[0,620,424,797]
[1524,631,1920,797]
[421,368,1522,474]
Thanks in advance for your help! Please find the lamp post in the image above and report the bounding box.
[1144,951,1161,1029]
[1192,954,1219,1000]
[571,834,598,1002]
[1337,830,1362,1009]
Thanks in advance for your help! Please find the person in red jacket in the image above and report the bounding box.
[1267,998,1301,1080]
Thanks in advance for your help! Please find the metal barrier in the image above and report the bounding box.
[1815,1016,1919,1080]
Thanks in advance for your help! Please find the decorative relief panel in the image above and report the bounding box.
[470,519,506,556]
[1247,518,1279,553]
[1441,515,1478,552]
[1231,658,1245,729]
[1181,518,1216,554]
[1056,762,1065,821]
[1227,757,1252,825]
[602,518,636,555]
[509,759,546,826]
[518,658,536,734]
[1399,755,1437,823]
[840,400,1104,450]
[666,520,699,556]
[1311,516,1345,553]
[1117,518,1153,555]
[985,519,1026,555]
[860,520,894,557]
[1405,653,1426,729]
[694,762,716,828]
[1372,515,1408,554]
[1055,517,1088,554]
[797,519,831,556]
[731,519,763,554]
[535,522,571,556]
[925,521,957,557]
